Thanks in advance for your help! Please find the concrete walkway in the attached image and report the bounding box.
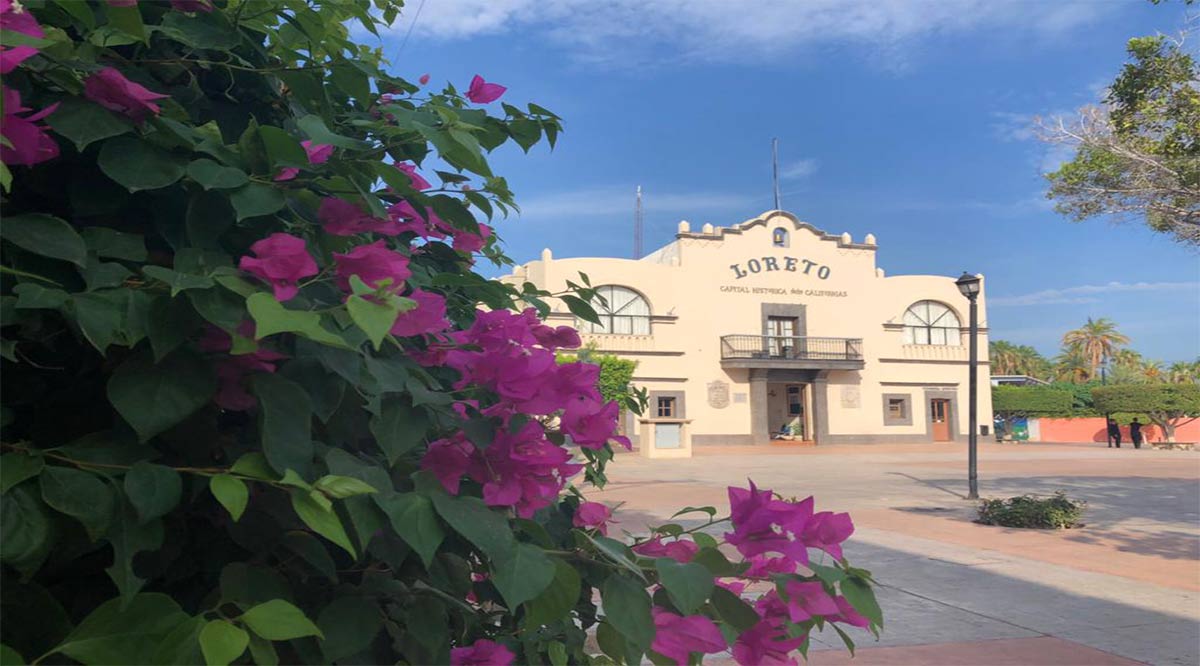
[595,442,1200,665]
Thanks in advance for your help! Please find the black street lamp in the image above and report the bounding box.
[955,272,982,500]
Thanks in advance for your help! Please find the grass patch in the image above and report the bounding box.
[976,491,1086,529]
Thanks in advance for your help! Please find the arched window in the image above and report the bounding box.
[578,286,651,335]
[903,301,961,346]
[772,227,789,247]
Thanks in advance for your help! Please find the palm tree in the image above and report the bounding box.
[1168,360,1200,384]
[1053,349,1092,383]
[1061,318,1131,378]
[989,340,1051,378]
[1141,359,1165,383]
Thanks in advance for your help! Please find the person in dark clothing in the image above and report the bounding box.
[1130,418,1143,449]
[1107,418,1122,448]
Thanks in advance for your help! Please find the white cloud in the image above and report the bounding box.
[516,185,756,220]
[990,281,1200,307]
[780,159,819,181]
[377,0,1118,67]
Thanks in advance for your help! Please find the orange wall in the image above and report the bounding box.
[1035,417,1200,443]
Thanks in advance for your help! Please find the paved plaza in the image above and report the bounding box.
[593,442,1200,665]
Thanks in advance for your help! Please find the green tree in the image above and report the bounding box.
[1168,359,1200,383]
[1061,317,1130,378]
[1040,34,1200,244]
[1092,384,1200,441]
[1052,349,1094,383]
[989,340,1050,378]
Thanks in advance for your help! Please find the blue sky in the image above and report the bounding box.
[369,0,1199,362]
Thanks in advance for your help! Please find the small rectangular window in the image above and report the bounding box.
[656,397,677,418]
[888,398,907,420]
[884,395,912,425]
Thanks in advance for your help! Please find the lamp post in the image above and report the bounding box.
[956,272,982,500]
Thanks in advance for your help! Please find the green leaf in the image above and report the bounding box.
[831,623,856,657]
[187,286,245,332]
[187,159,249,190]
[98,137,185,192]
[105,3,146,42]
[655,558,713,615]
[209,474,248,521]
[368,396,428,465]
[561,294,600,326]
[47,98,132,151]
[13,283,67,309]
[152,616,206,666]
[198,620,248,666]
[73,291,124,353]
[601,575,654,652]
[81,227,146,262]
[159,9,239,49]
[0,214,87,267]
[0,452,43,494]
[548,641,568,666]
[142,266,214,296]
[107,351,216,442]
[290,490,356,559]
[317,597,381,663]
[313,474,376,499]
[123,462,181,524]
[492,543,555,610]
[428,484,515,561]
[810,562,847,585]
[52,594,188,666]
[840,577,883,628]
[347,293,400,351]
[524,558,581,627]
[240,599,324,641]
[596,622,631,665]
[283,531,336,581]
[247,293,352,349]
[297,114,370,149]
[258,126,308,168]
[246,635,278,666]
[251,373,314,479]
[0,644,22,666]
[710,586,759,632]
[54,0,96,28]
[230,452,277,480]
[375,492,443,567]
[229,184,286,221]
[39,465,114,540]
[580,532,646,582]
[146,296,197,361]
[0,485,52,574]
[83,256,133,290]
[105,503,164,606]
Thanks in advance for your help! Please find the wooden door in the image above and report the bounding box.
[930,399,951,441]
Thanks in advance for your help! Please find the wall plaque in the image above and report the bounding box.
[840,386,861,409]
[707,380,731,409]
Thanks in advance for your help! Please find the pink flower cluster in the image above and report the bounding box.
[275,140,333,181]
[1,2,58,166]
[84,67,169,123]
[1,0,41,75]
[450,639,513,666]
[421,308,630,517]
[199,323,285,411]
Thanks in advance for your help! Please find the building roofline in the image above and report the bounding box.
[673,210,878,251]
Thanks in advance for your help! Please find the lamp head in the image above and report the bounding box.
[955,272,982,299]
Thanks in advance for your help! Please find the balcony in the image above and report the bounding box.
[719,335,865,370]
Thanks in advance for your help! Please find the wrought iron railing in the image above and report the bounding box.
[720,335,864,361]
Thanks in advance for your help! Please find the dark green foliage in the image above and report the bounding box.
[977,492,1086,529]
[1092,384,1200,440]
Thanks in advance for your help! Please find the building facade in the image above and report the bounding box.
[502,210,992,448]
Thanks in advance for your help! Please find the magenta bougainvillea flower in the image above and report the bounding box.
[394,161,431,190]
[732,617,806,666]
[782,580,840,623]
[465,75,506,104]
[83,67,170,122]
[1,0,44,37]
[319,197,401,236]
[449,639,513,666]
[572,501,613,535]
[274,140,334,181]
[198,323,286,411]
[830,595,871,628]
[0,45,36,74]
[561,398,623,450]
[633,537,699,563]
[650,609,727,665]
[800,510,855,560]
[1,87,59,166]
[389,289,449,337]
[332,240,411,292]
[237,233,319,301]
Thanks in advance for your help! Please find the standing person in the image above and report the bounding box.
[1107,418,1122,448]
[1130,418,1143,449]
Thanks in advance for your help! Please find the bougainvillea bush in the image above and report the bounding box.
[0,1,882,664]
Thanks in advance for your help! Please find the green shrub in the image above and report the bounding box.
[976,492,1086,529]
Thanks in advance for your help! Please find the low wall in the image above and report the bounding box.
[1033,417,1200,443]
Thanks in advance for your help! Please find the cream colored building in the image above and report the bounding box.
[502,210,992,453]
